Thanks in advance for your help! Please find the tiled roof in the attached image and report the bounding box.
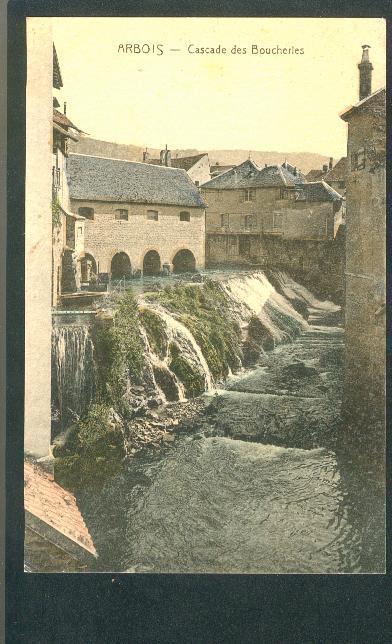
[298,181,343,202]
[53,45,63,89]
[67,154,206,207]
[340,87,385,121]
[306,169,325,182]
[24,460,97,557]
[202,159,304,189]
[171,153,208,171]
[147,153,207,171]
[323,157,348,182]
[53,109,82,133]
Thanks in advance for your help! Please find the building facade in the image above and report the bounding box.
[340,45,386,437]
[202,159,343,274]
[67,154,206,280]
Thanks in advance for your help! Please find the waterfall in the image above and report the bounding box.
[51,324,96,435]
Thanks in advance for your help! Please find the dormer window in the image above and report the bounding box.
[180,211,190,222]
[78,207,94,220]
[115,209,128,221]
[242,188,256,202]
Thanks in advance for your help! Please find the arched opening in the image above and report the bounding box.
[111,252,132,279]
[81,253,97,283]
[143,250,161,276]
[172,249,196,274]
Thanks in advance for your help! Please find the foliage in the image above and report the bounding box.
[147,280,242,380]
[54,403,125,491]
[93,290,145,404]
[140,308,167,359]
[169,343,205,398]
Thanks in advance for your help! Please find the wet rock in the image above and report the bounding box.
[283,361,318,379]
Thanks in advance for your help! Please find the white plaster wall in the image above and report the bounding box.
[25,18,52,459]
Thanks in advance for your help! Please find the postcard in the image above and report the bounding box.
[23,16,386,574]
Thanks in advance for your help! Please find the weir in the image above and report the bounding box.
[51,270,340,438]
[51,324,96,437]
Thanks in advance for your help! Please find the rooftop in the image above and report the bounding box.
[24,460,97,558]
[67,154,206,208]
[202,159,305,190]
[340,87,386,121]
[323,157,348,182]
[298,181,343,202]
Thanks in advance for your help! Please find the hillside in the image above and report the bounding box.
[68,137,336,174]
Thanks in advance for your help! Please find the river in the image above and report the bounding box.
[78,317,385,574]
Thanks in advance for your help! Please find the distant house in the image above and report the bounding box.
[143,147,211,186]
[210,162,235,179]
[340,45,386,433]
[24,460,97,572]
[202,159,343,271]
[323,157,348,196]
[67,153,206,280]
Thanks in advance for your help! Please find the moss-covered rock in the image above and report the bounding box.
[140,308,167,359]
[153,365,179,401]
[169,343,205,398]
[93,290,145,404]
[146,280,242,381]
[54,403,125,491]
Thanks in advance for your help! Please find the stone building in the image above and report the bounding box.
[323,157,348,197]
[202,159,344,286]
[51,48,85,305]
[340,45,386,439]
[66,153,206,281]
[144,147,211,186]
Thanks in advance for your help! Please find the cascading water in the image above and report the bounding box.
[51,324,96,436]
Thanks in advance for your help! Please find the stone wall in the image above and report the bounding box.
[343,92,386,434]
[70,199,205,274]
[207,233,345,302]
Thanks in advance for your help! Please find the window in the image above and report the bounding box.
[78,207,94,220]
[272,213,283,232]
[77,226,83,238]
[115,209,128,221]
[147,210,159,221]
[242,188,256,202]
[351,148,365,171]
[280,188,294,200]
[244,215,255,230]
[221,213,229,228]
[195,181,200,187]
[180,211,190,222]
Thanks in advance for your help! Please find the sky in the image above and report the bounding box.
[52,17,386,158]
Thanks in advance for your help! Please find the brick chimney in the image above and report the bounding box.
[329,157,333,170]
[322,164,328,173]
[165,149,172,167]
[143,148,149,163]
[358,45,373,101]
[160,149,166,165]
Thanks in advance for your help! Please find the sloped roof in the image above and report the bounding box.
[53,109,83,133]
[24,460,96,557]
[67,154,206,207]
[53,45,63,89]
[306,169,325,182]
[324,157,348,182]
[340,87,385,121]
[148,153,208,171]
[298,181,343,202]
[171,153,208,171]
[202,159,304,190]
